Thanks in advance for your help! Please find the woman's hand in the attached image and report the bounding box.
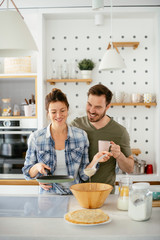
[36,163,51,175]
[33,163,52,191]
[87,151,113,169]
[93,151,113,163]
[39,182,52,191]
[29,163,51,178]
[36,164,52,191]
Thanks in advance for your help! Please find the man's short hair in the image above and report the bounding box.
[87,84,113,106]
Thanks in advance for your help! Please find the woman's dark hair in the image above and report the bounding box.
[45,88,69,111]
[87,84,113,106]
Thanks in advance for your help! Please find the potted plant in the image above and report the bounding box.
[78,59,95,79]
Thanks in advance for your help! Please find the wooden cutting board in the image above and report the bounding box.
[152,200,160,207]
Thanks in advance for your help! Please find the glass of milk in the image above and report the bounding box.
[117,176,132,211]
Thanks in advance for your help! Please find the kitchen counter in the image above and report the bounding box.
[0,186,160,240]
[0,173,160,183]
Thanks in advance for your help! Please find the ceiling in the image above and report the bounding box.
[1,0,160,10]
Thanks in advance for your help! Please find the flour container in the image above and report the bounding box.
[128,182,152,221]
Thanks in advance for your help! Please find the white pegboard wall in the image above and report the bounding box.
[45,12,159,170]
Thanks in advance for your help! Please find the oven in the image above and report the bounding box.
[0,119,37,174]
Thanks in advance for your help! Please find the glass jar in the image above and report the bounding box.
[2,98,11,116]
[13,104,20,116]
[52,61,58,79]
[69,61,77,79]
[61,63,68,79]
[128,182,152,221]
[117,176,132,211]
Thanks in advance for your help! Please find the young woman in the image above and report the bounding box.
[22,88,112,194]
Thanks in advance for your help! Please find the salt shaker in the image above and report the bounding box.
[117,176,132,211]
[128,182,152,221]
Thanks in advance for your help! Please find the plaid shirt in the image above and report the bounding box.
[22,125,89,194]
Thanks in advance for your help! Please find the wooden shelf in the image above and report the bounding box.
[107,42,139,53]
[152,200,160,207]
[0,73,37,79]
[111,102,157,108]
[0,179,39,185]
[0,116,37,119]
[113,42,139,49]
[46,78,92,85]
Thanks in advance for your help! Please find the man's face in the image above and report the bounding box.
[86,94,108,122]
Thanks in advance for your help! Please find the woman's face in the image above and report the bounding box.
[48,101,68,126]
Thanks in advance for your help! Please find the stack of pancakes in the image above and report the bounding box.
[65,209,109,225]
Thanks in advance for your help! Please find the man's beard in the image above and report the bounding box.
[87,110,106,123]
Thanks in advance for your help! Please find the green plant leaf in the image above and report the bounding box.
[78,59,95,70]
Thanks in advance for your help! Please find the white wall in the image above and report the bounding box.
[40,9,159,173]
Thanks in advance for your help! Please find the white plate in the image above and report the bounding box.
[64,214,112,226]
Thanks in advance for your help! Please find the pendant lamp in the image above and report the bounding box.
[0,0,38,57]
[99,0,126,71]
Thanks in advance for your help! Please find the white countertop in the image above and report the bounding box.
[0,186,159,240]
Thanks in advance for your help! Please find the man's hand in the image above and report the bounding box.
[110,141,121,159]
[110,141,134,173]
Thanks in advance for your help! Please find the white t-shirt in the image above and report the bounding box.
[54,149,72,190]
[54,149,68,175]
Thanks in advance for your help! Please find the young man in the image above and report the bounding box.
[71,84,134,190]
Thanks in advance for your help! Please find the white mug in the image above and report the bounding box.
[131,93,141,103]
[144,93,152,103]
[98,140,111,152]
[123,93,131,103]
[115,91,124,103]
